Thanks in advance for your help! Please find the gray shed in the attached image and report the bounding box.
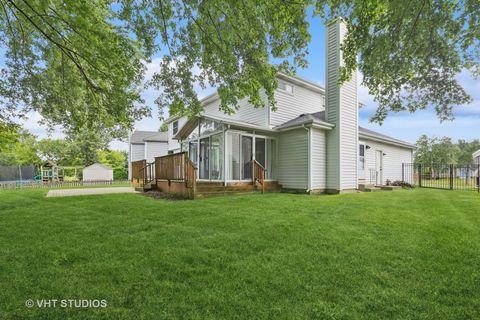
[82,163,113,181]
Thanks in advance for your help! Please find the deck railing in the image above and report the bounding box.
[139,161,155,186]
[253,160,266,193]
[131,160,147,187]
[185,157,197,194]
[155,152,197,192]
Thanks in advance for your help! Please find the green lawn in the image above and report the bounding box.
[1,189,479,319]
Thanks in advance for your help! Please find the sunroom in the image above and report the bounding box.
[174,115,277,183]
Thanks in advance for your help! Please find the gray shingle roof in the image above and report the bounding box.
[278,111,415,148]
[275,111,329,129]
[130,130,168,143]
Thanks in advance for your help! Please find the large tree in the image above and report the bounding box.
[0,0,478,139]
[0,0,149,139]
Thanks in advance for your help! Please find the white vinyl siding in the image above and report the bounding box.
[202,93,268,126]
[325,19,358,191]
[310,128,327,190]
[146,141,168,163]
[83,165,113,181]
[363,139,413,184]
[168,117,188,151]
[277,129,308,190]
[270,80,325,127]
[131,144,145,161]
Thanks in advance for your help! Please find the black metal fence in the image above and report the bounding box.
[403,163,480,192]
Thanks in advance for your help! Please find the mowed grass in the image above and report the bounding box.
[0,189,479,319]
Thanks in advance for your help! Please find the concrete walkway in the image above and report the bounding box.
[47,187,138,198]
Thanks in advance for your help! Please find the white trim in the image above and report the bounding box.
[359,132,415,149]
[277,121,334,132]
[307,126,312,192]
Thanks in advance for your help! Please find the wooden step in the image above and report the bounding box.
[363,187,383,192]
[379,185,401,191]
[358,183,375,191]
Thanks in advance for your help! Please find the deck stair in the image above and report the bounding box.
[359,183,386,192]
[195,181,282,198]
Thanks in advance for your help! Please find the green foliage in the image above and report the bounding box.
[36,139,72,165]
[1,0,479,129]
[320,0,478,123]
[457,139,480,164]
[98,150,127,169]
[159,123,168,132]
[414,135,480,165]
[98,149,128,179]
[0,123,20,152]
[0,0,149,137]
[0,130,40,165]
[123,0,478,122]
[113,167,128,180]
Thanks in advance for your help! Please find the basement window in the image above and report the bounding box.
[278,81,294,94]
[173,120,178,135]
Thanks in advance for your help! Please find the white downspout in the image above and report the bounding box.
[303,124,311,193]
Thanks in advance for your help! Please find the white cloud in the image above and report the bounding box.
[358,69,480,143]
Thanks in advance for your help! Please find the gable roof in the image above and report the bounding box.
[275,111,334,131]
[83,163,112,171]
[276,111,415,149]
[473,149,480,158]
[129,130,168,143]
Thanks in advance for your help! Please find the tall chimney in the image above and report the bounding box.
[325,19,358,193]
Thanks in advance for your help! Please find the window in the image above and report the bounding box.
[172,121,178,135]
[359,144,365,170]
[199,119,220,135]
[278,81,294,94]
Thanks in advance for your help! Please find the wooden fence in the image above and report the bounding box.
[0,179,131,190]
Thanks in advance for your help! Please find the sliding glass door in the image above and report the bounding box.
[241,136,253,180]
[225,132,276,181]
[199,137,209,179]
[255,138,266,167]
[210,133,224,180]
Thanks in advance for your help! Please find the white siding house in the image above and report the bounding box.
[276,129,309,190]
[83,163,113,181]
[128,131,168,179]
[139,18,415,193]
[472,149,480,165]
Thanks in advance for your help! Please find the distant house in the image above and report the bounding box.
[473,150,480,164]
[128,131,168,179]
[83,163,113,181]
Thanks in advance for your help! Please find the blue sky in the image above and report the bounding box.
[9,14,480,151]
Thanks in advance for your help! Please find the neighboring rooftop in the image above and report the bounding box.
[129,130,168,143]
[84,163,112,170]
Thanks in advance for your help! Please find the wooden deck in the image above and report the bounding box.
[131,153,281,199]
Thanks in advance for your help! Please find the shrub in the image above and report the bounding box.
[113,167,128,180]
[388,180,415,188]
